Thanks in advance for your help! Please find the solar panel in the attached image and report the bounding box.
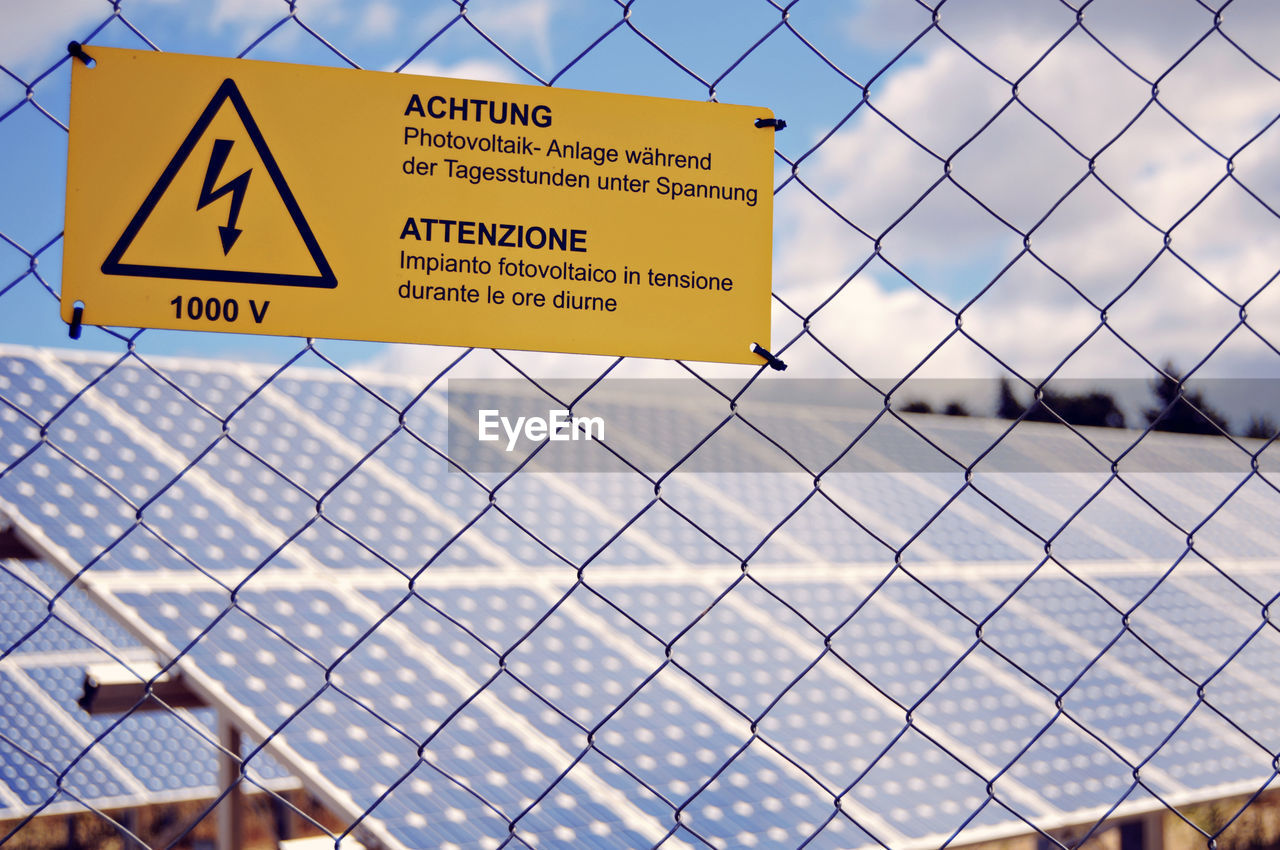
[2,345,1279,849]
[0,557,297,827]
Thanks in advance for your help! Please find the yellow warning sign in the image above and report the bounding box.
[63,48,776,364]
[100,78,335,289]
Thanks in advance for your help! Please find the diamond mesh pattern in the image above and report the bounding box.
[2,2,1280,849]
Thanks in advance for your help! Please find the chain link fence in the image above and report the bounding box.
[3,1,1280,849]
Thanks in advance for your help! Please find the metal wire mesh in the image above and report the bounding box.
[3,1,1280,849]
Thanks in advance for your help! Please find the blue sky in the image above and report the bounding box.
[3,0,1280,424]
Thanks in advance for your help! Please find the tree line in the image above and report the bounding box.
[898,362,1278,439]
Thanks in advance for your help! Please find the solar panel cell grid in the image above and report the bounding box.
[326,487,461,569]
[16,560,141,650]
[752,489,896,566]
[923,418,1044,472]
[1185,565,1280,608]
[275,376,419,448]
[505,619,650,727]
[1061,485,1190,560]
[648,474,807,563]
[968,475,1124,561]
[230,417,384,512]
[904,511,1036,563]
[962,605,1100,693]
[1198,637,1280,754]
[1191,519,1278,560]
[843,733,1003,836]
[593,673,747,800]
[979,474,1142,558]
[1001,719,1142,813]
[0,446,139,565]
[737,409,860,473]
[1146,711,1273,789]
[824,473,959,551]
[589,504,736,566]
[0,672,128,805]
[688,746,847,843]
[0,358,73,423]
[488,474,662,566]
[830,583,976,705]
[0,417,290,578]
[0,568,94,656]
[1100,575,1263,670]
[159,368,247,421]
[760,661,902,765]
[114,581,680,845]
[21,665,217,794]
[64,362,224,452]
[1208,479,1280,548]
[1060,661,1196,757]
[4,349,1280,848]
[0,404,39,470]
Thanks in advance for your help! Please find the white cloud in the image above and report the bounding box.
[394,56,523,85]
[0,0,105,78]
[771,3,1280,386]
[207,0,290,36]
[470,0,556,73]
[356,1,398,41]
[362,1,1280,395]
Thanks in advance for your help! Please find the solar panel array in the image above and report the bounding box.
[3,344,1280,849]
[0,551,299,825]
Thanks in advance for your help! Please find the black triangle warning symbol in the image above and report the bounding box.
[102,78,337,289]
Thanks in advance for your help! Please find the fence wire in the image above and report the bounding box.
[2,1,1280,849]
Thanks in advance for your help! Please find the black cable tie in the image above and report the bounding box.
[751,343,787,371]
[67,42,94,65]
[69,304,83,340]
[754,117,786,131]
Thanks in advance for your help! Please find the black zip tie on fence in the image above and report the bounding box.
[751,343,787,371]
[755,117,786,131]
[67,42,94,65]
[68,304,83,340]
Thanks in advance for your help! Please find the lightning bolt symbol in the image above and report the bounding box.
[196,138,252,255]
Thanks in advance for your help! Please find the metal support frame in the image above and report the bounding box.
[217,713,244,850]
[0,519,38,559]
[78,661,207,714]
[1037,811,1165,850]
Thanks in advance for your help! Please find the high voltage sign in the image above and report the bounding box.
[100,78,335,289]
[62,47,776,364]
